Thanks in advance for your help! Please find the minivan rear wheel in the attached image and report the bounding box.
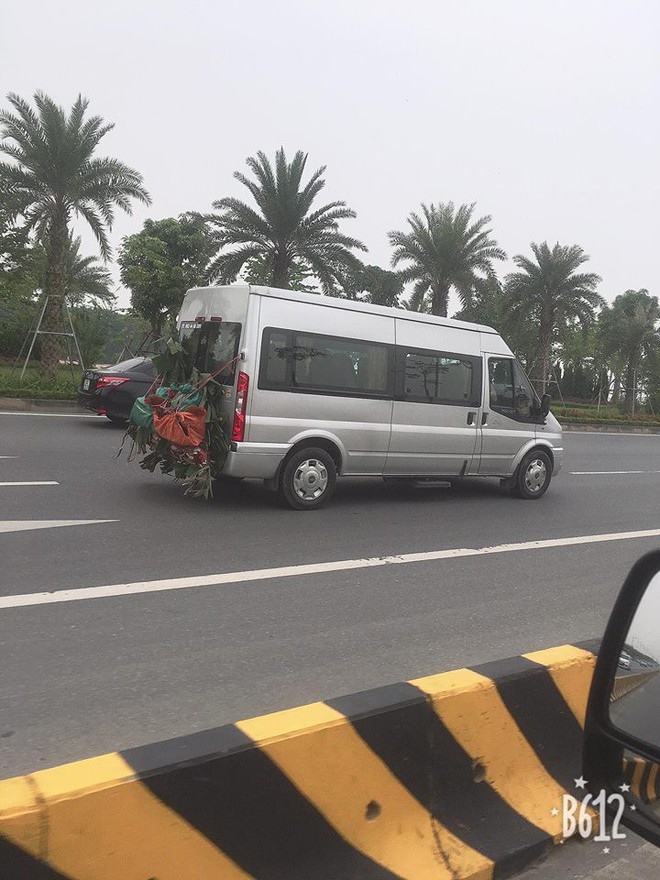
[280,447,337,510]
[513,449,552,500]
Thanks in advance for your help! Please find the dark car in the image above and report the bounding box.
[78,357,158,424]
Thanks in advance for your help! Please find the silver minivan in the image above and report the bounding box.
[177,284,563,509]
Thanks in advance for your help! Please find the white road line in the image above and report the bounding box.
[0,519,118,535]
[567,431,660,438]
[0,456,18,459]
[0,411,98,419]
[3,527,660,611]
[0,481,59,487]
[571,470,660,475]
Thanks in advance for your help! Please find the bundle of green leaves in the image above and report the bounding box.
[121,336,229,498]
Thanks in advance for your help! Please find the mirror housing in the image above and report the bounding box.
[539,393,551,418]
[584,550,660,846]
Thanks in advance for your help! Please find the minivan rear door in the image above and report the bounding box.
[479,355,537,475]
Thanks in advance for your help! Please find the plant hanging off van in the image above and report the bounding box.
[120,335,233,498]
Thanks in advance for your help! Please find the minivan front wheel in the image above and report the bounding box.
[280,447,337,510]
[513,449,552,500]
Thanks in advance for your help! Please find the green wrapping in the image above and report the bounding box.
[129,396,157,430]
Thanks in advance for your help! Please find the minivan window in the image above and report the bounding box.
[489,358,536,421]
[198,321,242,384]
[259,328,391,396]
[293,333,388,394]
[262,330,289,385]
[403,351,479,406]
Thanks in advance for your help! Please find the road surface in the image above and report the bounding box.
[2,412,660,782]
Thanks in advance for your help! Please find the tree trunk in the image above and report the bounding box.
[624,361,637,415]
[538,331,551,395]
[272,251,290,289]
[40,213,69,380]
[431,283,450,317]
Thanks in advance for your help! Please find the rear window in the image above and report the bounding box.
[113,357,152,373]
[197,322,242,384]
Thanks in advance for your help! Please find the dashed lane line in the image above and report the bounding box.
[571,470,660,475]
[0,519,118,535]
[0,481,59,487]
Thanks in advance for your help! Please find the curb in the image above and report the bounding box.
[0,397,84,415]
[0,644,598,880]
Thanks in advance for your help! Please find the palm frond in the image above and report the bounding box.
[210,147,364,289]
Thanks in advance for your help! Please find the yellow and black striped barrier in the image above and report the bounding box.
[623,756,660,806]
[0,643,597,880]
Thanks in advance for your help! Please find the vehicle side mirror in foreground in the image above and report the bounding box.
[584,550,660,846]
[539,393,551,418]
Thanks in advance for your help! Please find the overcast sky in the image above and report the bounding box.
[2,0,659,311]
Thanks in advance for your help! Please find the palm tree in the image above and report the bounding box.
[208,148,366,293]
[503,242,602,393]
[599,290,660,413]
[0,91,150,377]
[59,236,114,306]
[388,202,505,317]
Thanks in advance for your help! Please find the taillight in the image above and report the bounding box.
[231,372,249,442]
[96,376,130,389]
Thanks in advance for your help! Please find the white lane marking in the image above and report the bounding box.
[567,431,660,438]
[0,456,18,459]
[0,411,98,419]
[0,481,59,487]
[0,519,118,535]
[3,527,660,611]
[571,470,660,475]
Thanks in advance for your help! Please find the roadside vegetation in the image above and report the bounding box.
[1,90,659,421]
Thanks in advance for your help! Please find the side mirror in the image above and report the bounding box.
[539,393,551,418]
[584,550,660,846]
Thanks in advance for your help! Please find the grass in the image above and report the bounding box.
[0,362,80,399]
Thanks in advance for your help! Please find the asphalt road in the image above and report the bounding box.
[515,833,660,879]
[2,412,660,787]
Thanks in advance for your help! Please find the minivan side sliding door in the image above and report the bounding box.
[385,324,482,476]
[479,355,538,475]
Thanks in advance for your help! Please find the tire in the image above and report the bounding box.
[513,449,552,500]
[105,414,128,425]
[280,447,337,510]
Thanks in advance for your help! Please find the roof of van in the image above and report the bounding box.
[186,284,499,335]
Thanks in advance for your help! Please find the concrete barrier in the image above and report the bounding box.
[0,398,81,414]
[0,644,597,880]
[623,756,660,805]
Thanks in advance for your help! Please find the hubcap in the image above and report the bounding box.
[524,458,547,494]
[293,459,329,500]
